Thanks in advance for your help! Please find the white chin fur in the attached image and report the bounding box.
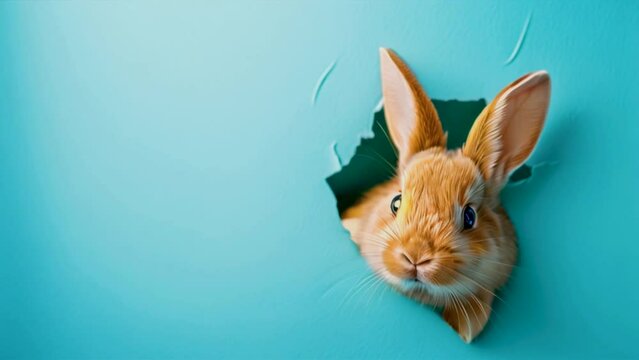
[399,277,477,298]
[375,269,479,306]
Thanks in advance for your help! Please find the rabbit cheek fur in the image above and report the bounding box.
[341,48,550,343]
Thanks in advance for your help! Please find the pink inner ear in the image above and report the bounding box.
[497,71,551,175]
[379,48,419,155]
[463,71,550,184]
[379,48,446,168]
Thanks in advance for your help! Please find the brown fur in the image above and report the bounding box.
[342,48,550,343]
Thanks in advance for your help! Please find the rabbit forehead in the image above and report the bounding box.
[401,149,482,212]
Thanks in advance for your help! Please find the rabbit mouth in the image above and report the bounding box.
[396,279,454,304]
[399,277,438,293]
[397,273,478,298]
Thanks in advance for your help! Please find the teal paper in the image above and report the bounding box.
[1,1,638,358]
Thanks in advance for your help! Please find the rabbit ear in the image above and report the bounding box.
[464,71,550,186]
[380,48,446,168]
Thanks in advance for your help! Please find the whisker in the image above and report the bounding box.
[352,154,396,179]
[363,145,398,175]
[338,272,379,309]
[450,268,506,305]
[375,121,399,159]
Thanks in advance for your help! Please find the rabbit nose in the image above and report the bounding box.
[401,252,433,267]
[400,252,415,265]
[399,252,418,279]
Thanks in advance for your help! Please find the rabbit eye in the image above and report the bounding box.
[390,194,401,215]
[462,205,476,230]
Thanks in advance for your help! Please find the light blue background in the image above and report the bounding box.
[1,1,638,358]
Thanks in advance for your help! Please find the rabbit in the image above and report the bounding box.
[341,48,550,343]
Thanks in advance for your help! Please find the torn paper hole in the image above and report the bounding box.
[507,161,559,186]
[326,99,534,215]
